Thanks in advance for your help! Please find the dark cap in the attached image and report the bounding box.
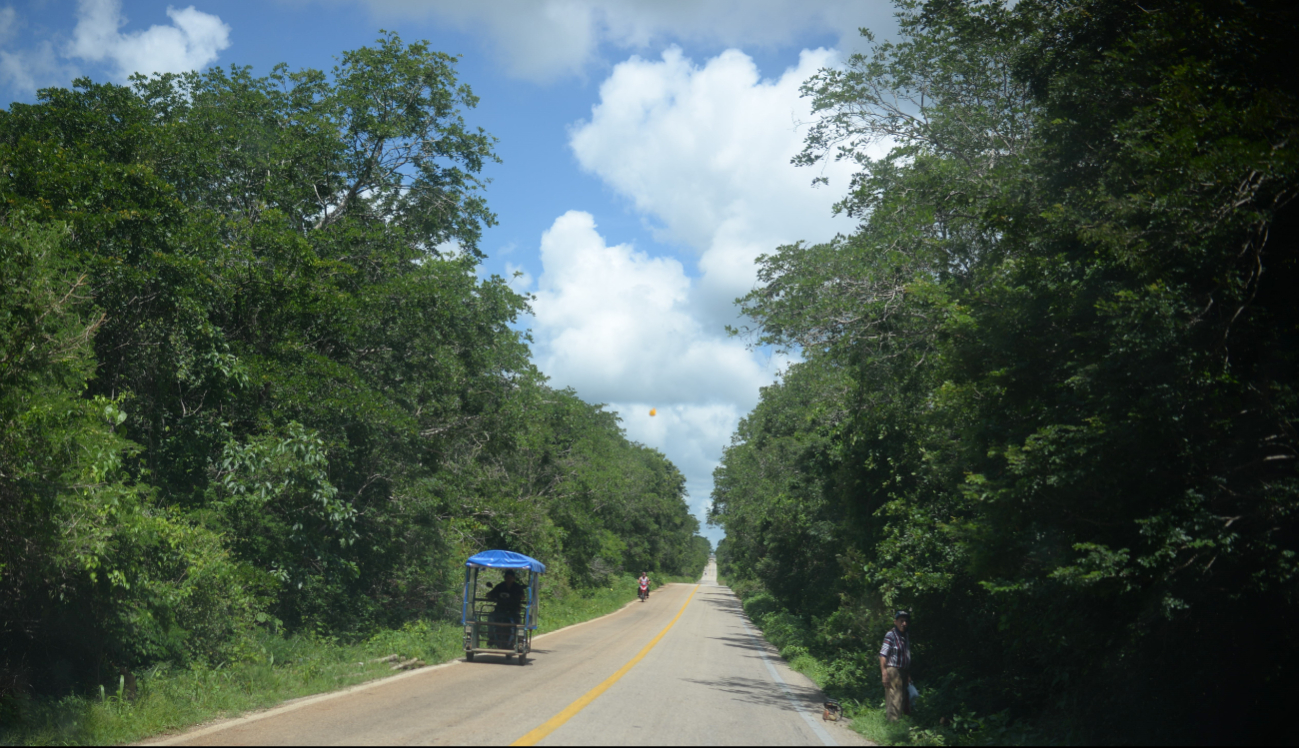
[894,610,910,620]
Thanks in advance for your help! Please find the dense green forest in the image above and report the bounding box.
[711,0,1297,743]
[0,32,709,701]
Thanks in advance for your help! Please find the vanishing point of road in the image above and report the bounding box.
[146,561,870,746]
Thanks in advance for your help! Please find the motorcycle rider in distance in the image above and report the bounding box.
[638,571,650,601]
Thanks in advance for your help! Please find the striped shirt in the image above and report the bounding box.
[879,628,911,669]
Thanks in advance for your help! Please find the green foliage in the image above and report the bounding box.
[714,0,1299,742]
[208,423,357,629]
[0,223,262,683]
[0,32,708,728]
[0,579,640,746]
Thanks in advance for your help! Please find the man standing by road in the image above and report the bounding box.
[879,611,912,722]
[484,570,527,649]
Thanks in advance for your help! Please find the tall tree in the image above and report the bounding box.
[714,1,1299,740]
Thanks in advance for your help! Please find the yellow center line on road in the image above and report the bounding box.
[510,584,701,747]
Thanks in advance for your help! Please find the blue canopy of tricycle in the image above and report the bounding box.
[465,550,546,573]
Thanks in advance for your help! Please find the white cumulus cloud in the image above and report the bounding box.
[527,210,791,533]
[528,46,871,532]
[67,0,230,81]
[530,210,770,407]
[569,46,862,328]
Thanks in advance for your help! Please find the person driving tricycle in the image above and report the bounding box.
[486,570,526,645]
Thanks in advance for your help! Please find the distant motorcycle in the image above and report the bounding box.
[638,580,650,602]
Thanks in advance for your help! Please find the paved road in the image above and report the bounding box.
[150,562,869,746]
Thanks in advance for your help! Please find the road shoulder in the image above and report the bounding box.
[723,586,875,747]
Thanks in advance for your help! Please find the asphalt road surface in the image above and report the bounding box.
[148,561,870,746]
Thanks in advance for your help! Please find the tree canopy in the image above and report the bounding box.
[713,0,1298,741]
[0,33,708,696]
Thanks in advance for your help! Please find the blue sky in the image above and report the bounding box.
[0,0,900,544]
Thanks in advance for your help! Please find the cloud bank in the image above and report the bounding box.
[362,0,894,81]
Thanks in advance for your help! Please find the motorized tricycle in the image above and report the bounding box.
[461,550,545,665]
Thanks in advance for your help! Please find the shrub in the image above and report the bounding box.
[741,591,780,623]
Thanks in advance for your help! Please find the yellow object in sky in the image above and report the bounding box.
[649,408,657,417]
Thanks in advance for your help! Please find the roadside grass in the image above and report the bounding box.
[726,585,1051,747]
[849,709,955,746]
[0,578,643,746]
[771,645,970,746]
[845,706,1051,746]
[654,573,701,585]
[536,574,643,633]
[769,640,1046,746]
